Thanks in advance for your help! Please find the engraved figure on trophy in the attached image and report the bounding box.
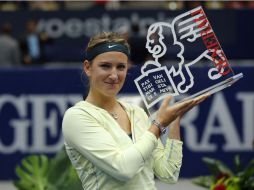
[135,6,243,116]
[145,22,195,94]
[171,6,233,81]
[170,6,242,100]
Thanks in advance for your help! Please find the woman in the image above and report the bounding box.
[62,31,209,190]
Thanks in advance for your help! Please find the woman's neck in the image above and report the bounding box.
[85,91,118,111]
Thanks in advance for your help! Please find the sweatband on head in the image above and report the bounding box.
[86,42,130,61]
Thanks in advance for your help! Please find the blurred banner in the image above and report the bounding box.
[0,65,253,180]
[0,9,254,62]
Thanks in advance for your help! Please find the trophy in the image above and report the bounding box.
[135,6,243,121]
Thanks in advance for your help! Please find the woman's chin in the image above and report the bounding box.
[103,89,119,98]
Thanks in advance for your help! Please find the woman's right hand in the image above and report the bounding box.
[156,93,210,127]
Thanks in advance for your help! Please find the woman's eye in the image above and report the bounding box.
[100,64,110,69]
[117,65,126,70]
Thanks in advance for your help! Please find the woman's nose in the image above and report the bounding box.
[108,68,118,80]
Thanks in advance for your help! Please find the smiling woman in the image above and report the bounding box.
[84,51,128,98]
[62,31,209,190]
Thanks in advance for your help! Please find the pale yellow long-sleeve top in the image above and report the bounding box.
[62,100,183,190]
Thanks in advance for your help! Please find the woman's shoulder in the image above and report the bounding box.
[64,100,101,117]
[63,101,105,128]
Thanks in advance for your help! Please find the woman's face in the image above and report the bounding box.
[84,51,128,98]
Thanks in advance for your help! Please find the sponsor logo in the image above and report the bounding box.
[108,45,117,48]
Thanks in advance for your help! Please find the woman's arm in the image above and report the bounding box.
[62,107,158,182]
[168,117,181,140]
[152,117,183,183]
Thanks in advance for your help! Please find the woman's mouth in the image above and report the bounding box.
[105,81,119,85]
